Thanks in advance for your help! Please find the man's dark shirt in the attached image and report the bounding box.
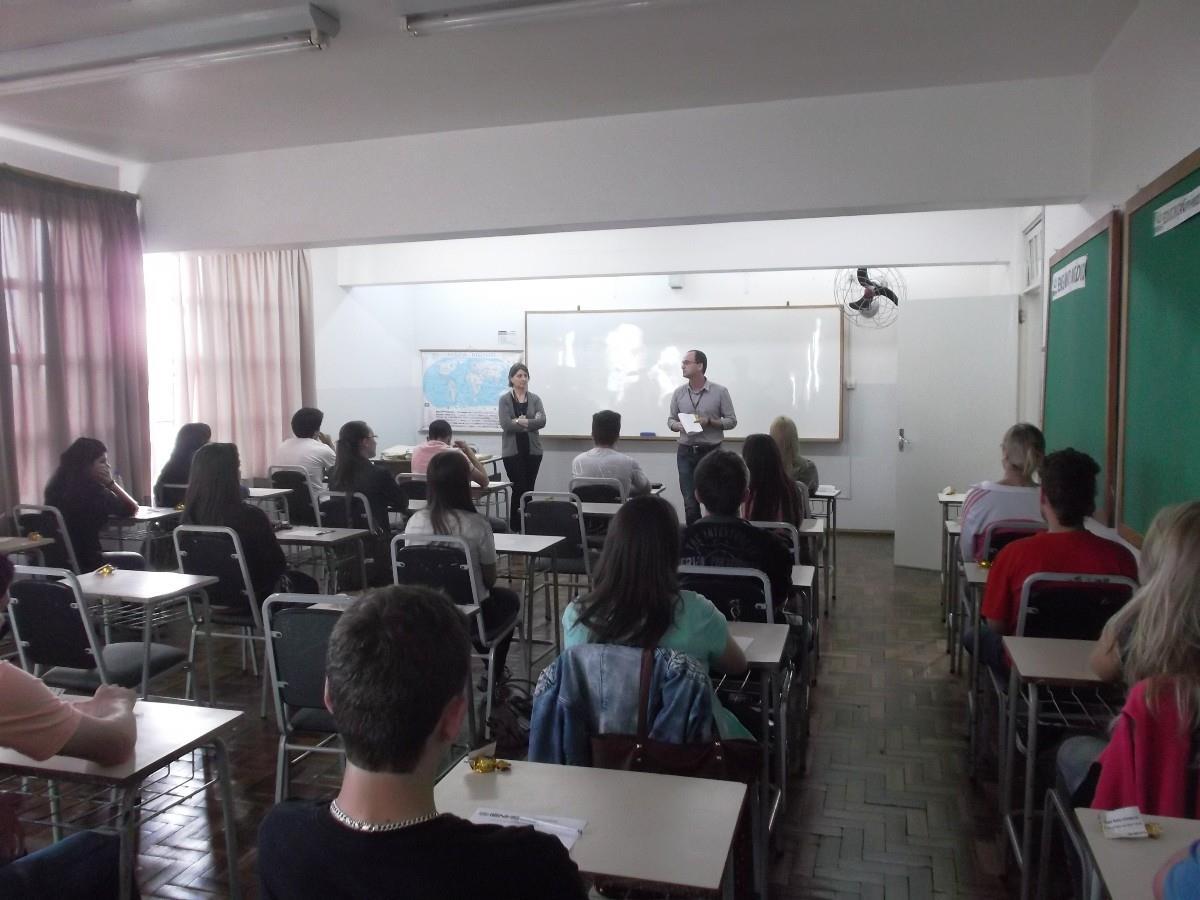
[258,801,588,900]
[681,514,793,610]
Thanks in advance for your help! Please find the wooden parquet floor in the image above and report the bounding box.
[16,534,1016,898]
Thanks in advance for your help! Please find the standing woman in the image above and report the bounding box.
[498,363,546,531]
[44,437,140,572]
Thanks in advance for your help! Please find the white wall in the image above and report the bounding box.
[312,215,1015,531]
[135,76,1090,253]
[0,131,122,190]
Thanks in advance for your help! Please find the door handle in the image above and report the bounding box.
[898,427,911,452]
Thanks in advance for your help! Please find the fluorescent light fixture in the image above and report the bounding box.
[0,4,338,97]
[402,0,684,36]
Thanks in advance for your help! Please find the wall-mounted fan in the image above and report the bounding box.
[834,267,905,328]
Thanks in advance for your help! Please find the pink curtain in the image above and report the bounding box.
[0,165,150,511]
[168,250,315,479]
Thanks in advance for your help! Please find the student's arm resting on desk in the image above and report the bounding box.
[980,546,1018,636]
[61,685,138,766]
[629,459,651,496]
[714,632,748,674]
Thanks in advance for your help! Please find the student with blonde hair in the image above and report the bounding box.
[768,415,818,497]
[958,422,1046,562]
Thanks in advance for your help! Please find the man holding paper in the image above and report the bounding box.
[668,349,737,525]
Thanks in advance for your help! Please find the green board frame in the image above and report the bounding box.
[1118,147,1200,545]
[1043,212,1122,526]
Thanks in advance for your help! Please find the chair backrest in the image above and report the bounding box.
[155,483,189,509]
[749,520,801,564]
[1015,572,1138,640]
[173,525,260,619]
[13,504,79,573]
[569,476,625,503]
[390,534,483,606]
[269,466,320,527]
[521,492,589,568]
[317,491,375,532]
[263,593,351,731]
[981,518,1046,563]
[8,566,105,677]
[396,473,427,501]
[678,564,774,624]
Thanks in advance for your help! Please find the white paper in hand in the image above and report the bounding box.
[677,413,704,435]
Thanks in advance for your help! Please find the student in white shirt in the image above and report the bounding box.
[571,410,651,499]
[274,407,336,487]
[959,422,1046,562]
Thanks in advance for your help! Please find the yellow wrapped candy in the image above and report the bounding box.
[467,756,511,774]
[95,564,115,576]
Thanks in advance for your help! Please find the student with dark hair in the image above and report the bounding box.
[742,432,808,524]
[412,420,490,488]
[182,442,293,599]
[570,409,651,498]
[153,422,212,506]
[681,449,792,610]
[497,363,546,530]
[563,495,751,738]
[44,437,140,571]
[970,448,1137,674]
[0,553,136,899]
[404,451,520,680]
[258,585,586,899]
[274,407,336,487]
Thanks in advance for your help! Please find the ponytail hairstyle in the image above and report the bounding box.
[1001,423,1045,483]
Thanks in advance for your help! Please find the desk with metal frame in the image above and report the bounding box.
[76,569,219,702]
[0,701,243,900]
[810,485,840,603]
[0,535,54,560]
[247,486,293,523]
[1001,637,1109,900]
[274,526,370,593]
[435,759,745,899]
[104,506,181,560]
[1071,809,1200,900]
[493,532,565,680]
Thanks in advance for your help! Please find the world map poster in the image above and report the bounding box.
[419,349,523,432]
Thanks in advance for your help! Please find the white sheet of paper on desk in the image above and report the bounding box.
[471,808,586,850]
[734,635,754,652]
[1100,807,1150,839]
[676,413,703,435]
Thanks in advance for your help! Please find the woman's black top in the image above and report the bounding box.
[46,480,130,571]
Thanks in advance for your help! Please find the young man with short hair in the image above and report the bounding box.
[274,406,336,487]
[258,586,587,899]
[973,448,1138,672]
[681,449,792,609]
[411,419,489,488]
[0,554,136,898]
[571,410,651,499]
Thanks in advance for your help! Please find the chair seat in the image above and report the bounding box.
[209,606,257,628]
[534,551,599,576]
[287,707,338,735]
[42,642,189,692]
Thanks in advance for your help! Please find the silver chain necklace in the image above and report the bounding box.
[329,799,441,833]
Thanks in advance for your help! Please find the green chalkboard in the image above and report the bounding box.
[1044,214,1121,525]
[1119,149,1200,543]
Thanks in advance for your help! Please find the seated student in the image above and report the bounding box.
[958,422,1046,562]
[182,442,296,599]
[1055,501,1200,809]
[274,407,337,488]
[44,437,140,572]
[404,451,520,681]
[769,415,819,498]
[681,449,793,612]
[258,585,587,900]
[742,432,810,524]
[0,554,135,900]
[571,410,651,498]
[562,495,752,739]
[328,421,409,584]
[971,448,1137,676]
[411,420,489,488]
[153,422,211,506]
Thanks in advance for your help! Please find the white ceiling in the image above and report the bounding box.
[0,0,1138,163]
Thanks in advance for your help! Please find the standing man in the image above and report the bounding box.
[668,349,737,525]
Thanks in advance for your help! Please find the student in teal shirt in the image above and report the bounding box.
[561,495,753,740]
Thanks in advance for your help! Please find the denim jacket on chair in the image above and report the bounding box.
[529,644,714,767]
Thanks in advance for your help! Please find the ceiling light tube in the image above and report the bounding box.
[0,4,337,95]
[402,0,684,36]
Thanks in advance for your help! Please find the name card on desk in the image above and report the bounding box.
[471,808,586,850]
[1100,807,1152,839]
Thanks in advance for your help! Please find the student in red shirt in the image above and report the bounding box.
[970,448,1138,675]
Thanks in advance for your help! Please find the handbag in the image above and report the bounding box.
[590,647,760,784]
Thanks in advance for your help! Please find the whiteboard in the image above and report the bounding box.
[525,306,843,440]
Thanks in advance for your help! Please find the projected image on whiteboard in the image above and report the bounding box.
[526,307,842,441]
